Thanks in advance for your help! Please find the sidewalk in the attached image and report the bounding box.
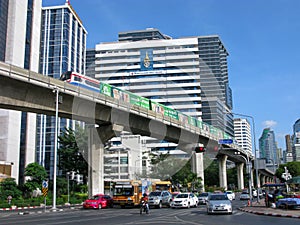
[239,199,300,219]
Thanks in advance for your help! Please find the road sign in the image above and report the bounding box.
[42,180,48,197]
[218,139,233,144]
[42,187,48,197]
[42,180,48,188]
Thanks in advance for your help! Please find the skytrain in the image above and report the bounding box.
[60,71,233,141]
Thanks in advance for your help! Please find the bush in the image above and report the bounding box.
[0,202,12,208]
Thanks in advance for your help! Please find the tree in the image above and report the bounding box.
[23,162,48,194]
[58,126,88,183]
[0,178,22,200]
[204,158,219,187]
[171,159,202,192]
[275,161,300,182]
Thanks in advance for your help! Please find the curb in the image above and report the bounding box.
[239,207,300,219]
[0,204,82,212]
[0,206,39,211]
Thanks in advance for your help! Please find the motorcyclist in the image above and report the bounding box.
[140,193,149,213]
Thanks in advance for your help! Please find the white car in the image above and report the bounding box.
[207,193,232,215]
[225,191,235,200]
[240,191,250,200]
[170,192,198,208]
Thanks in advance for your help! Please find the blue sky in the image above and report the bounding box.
[43,0,300,150]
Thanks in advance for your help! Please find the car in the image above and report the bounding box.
[148,190,172,208]
[83,194,114,209]
[206,193,232,215]
[170,192,198,208]
[240,191,250,200]
[198,192,210,205]
[225,191,235,200]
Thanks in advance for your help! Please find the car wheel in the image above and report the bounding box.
[157,202,162,209]
[98,204,102,209]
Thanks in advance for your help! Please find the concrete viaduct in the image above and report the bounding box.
[0,61,273,194]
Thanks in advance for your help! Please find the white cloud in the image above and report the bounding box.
[263,120,277,128]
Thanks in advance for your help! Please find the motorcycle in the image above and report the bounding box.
[140,200,149,214]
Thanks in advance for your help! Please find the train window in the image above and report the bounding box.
[60,71,72,80]
[86,80,99,88]
[74,76,82,82]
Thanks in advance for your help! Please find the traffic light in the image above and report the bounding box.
[195,146,206,153]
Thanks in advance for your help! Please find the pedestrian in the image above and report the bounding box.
[7,195,12,204]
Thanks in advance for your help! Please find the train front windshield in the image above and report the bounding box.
[60,71,72,81]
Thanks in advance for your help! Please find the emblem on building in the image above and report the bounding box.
[143,51,151,68]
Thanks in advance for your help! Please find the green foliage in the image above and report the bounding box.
[276,161,300,181]
[171,159,203,192]
[23,162,48,193]
[0,178,22,200]
[204,159,219,187]
[58,126,88,183]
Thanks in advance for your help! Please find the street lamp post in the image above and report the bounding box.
[235,152,252,206]
[52,87,59,210]
[67,172,70,204]
[228,112,259,203]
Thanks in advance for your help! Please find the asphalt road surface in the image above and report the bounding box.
[0,200,298,225]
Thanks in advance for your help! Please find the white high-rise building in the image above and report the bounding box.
[233,118,252,154]
[0,0,42,184]
[95,35,202,118]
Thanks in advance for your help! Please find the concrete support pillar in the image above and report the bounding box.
[88,127,104,197]
[87,124,120,198]
[191,152,204,191]
[250,168,254,188]
[258,173,262,187]
[236,162,244,190]
[219,155,228,190]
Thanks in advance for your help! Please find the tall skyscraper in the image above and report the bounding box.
[284,135,293,162]
[198,36,233,136]
[259,128,278,167]
[92,28,233,136]
[292,119,300,161]
[86,48,96,79]
[37,1,87,177]
[0,0,42,184]
[233,118,252,154]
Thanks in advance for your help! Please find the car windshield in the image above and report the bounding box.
[226,191,232,194]
[149,192,162,196]
[176,194,189,198]
[209,194,228,200]
[90,195,103,200]
[200,192,209,197]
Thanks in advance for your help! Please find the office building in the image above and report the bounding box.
[37,1,87,177]
[292,119,300,161]
[93,28,233,136]
[86,48,96,79]
[259,128,278,171]
[233,118,252,154]
[0,0,42,184]
[284,135,293,163]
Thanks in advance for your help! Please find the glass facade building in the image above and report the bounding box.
[37,2,87,178]
[292,119,300,161]
[259,128,278,166]
[0,0,9,61]
[0,0,42,184]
